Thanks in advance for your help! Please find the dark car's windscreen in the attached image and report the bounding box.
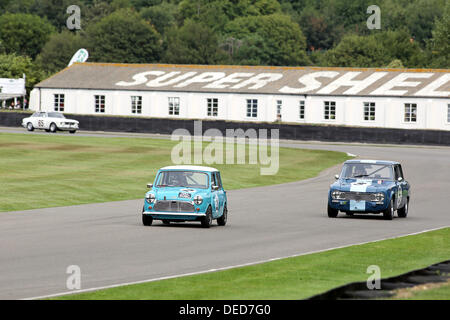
[341,163,394,180]
[157,171,209,189]
[48,112,65,118]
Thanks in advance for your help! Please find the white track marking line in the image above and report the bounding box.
[23,225,449,300]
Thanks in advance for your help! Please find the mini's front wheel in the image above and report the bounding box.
[50,123,57,133]
[217,206,227,226]
[143,215,153,226]
[142,207,153,226]
[201,206,213,228]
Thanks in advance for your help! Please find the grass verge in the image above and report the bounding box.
[51,228,449,300]
[0,132,350,212]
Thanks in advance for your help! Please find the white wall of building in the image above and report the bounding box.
[31,88,450,131]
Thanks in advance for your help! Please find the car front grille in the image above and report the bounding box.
[153,200,195,212]
[342,192,376,201]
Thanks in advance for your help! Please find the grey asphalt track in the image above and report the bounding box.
[0,127,449,299]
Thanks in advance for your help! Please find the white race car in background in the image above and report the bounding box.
[22,112,79,134]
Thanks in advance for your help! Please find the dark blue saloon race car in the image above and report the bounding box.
[328,160,410,220]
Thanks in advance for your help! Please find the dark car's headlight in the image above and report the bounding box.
[373,193,385,202]
[146,193,156,204]
[193,195,203,205]
[331,190,344,200]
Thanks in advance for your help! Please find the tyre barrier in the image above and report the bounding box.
[1,111,450,146]
[308,260,450,300]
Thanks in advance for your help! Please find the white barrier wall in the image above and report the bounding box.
[31,88,450,131]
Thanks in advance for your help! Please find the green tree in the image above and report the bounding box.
[85,9,162,63]
[320,30,425,68]
[131,0,164,10]
[403,0,445,44]
[297,7,342,51]
[2,0,34,13]
[35,31,87,74]
[0,53,46,92]
[178,0,281,31]
[224,13,310,66]
[386,59,405,68]
[111,0,133,10]
[380,0,411,31]
[0,13,55,59]
[164,20,227,64]
[324,0,372,30]
[321,34,387,67]
[224,34,268,65]
[4,0,73,30]
[140,1,178,34]
[428,1,450,68]
[81,0,116,27]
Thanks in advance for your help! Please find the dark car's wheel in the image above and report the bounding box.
[27,122,34,131]
[142,207,153,226]
[162,220,171,225]
[201,206,213,228]
[50,123,57,133]
[383,199,394,220]
[69,130,76,134]
[328,204,339,218]
[217,205,227,226]
[397,198,409,218]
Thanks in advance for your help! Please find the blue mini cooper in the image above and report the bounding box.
[328,160,410,220]
[142,166,228,228]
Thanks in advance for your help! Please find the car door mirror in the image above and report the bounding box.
[147,183,153,189]
[334,174,339,180]
[212,185,219,191]
[397,177,403,182]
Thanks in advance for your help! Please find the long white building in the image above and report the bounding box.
[30,63,450,131]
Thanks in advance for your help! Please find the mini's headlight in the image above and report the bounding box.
[331,190,344,199]
[146,193,156,204]
[193,195,203,205]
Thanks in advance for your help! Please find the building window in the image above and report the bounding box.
[364,102,376,121]
[404,103,417,122]
[131,96,142,114]
[299,100,305,119]
[54,94,65,112]
[276,100,282,116]
[447,104,450,123]
[168,97,180,115]
[95,95,105,113]
[324,101,336,120]
[207,98,218,117]
[246,99,258,118]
